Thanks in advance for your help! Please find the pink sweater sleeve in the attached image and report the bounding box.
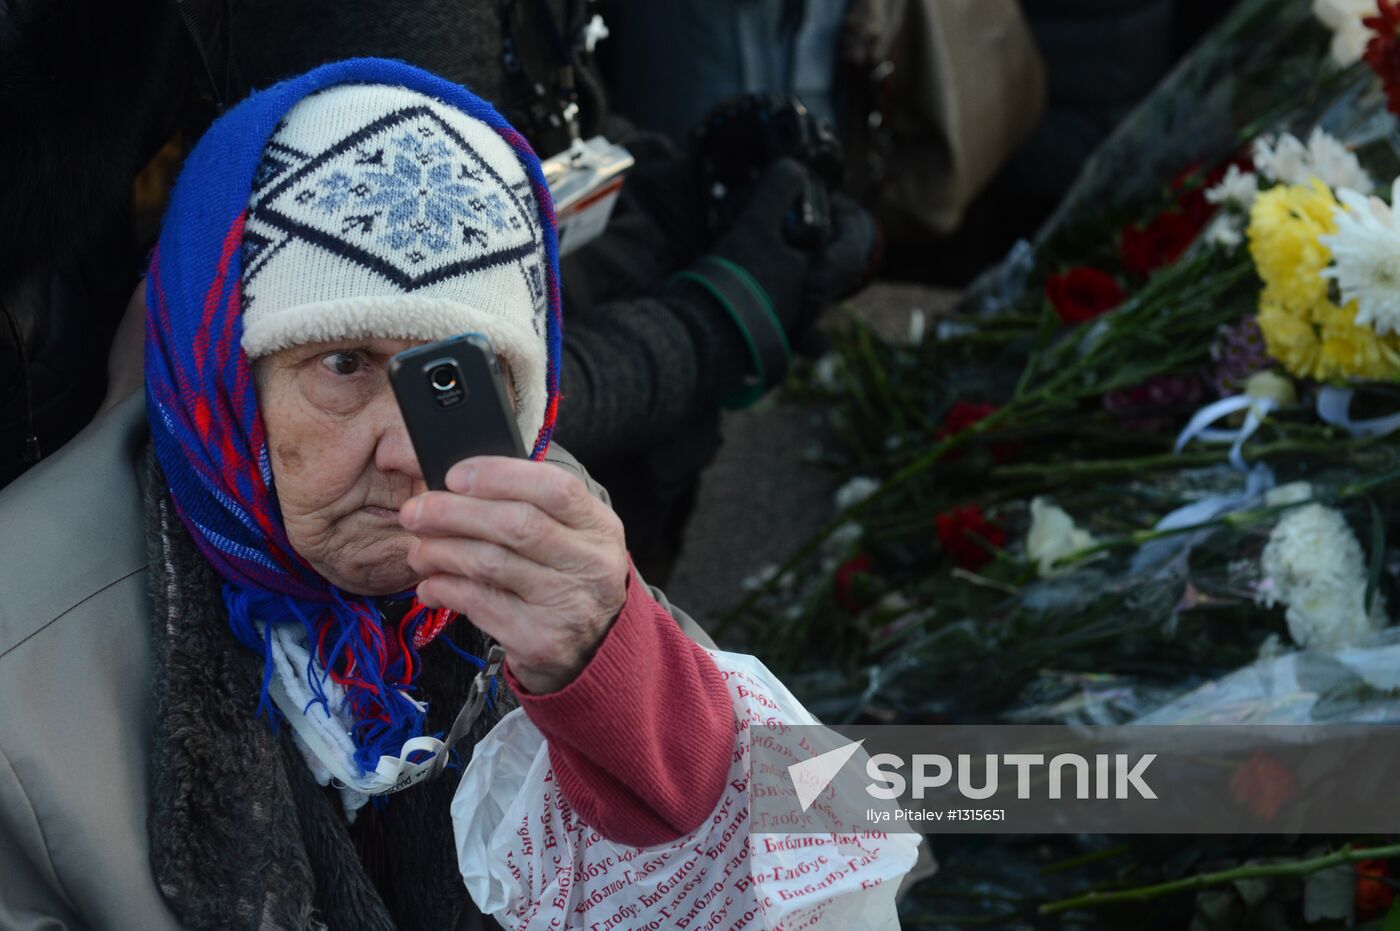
[503,562,733,847]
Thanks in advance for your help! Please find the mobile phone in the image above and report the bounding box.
[388,333,526,491]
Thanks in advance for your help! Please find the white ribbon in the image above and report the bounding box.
[265,624,448,811]
[1175,394,1279,471]
[1316,385,1400,437]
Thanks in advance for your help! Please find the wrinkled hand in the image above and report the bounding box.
[400,457,629,694]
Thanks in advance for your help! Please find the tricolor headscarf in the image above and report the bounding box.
[145,59,562,779]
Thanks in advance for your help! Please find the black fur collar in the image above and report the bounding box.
[143,448,506,930]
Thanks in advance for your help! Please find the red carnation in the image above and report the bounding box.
[1228,751,1296,823]
[1120,210,1197,277]
[1349,856,1394,912]
[935,401,1018,462]
[935,506,1006,571]
[833,553,875,614]
[1044,267,1126,325]
[1365,0,1400,116]
[939,400,998,436]
[1356,859,1396,915]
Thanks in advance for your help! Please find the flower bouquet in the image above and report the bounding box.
[722,0,1400,926]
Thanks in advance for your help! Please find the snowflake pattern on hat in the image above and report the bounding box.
[244,105,541,293]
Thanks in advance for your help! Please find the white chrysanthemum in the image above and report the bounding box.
[1259,503,1387,650]
[1202,213,1244,251]
[1253,134,1310,185]
[1205,164,1259,209]
[1313,0,1378,67]
[834,475,880,511]
[1252,129,1374,194]
[1321,177,1400,335]
[1026,497,1098,578]
[1307,127,1376,193]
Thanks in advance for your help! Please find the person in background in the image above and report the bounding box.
[0,0,194,488]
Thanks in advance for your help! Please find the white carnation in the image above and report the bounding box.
[1259,503,1387,650]
[834,475,880,511]
[1204,164,1259,210]
[1312,0,1379,67]
[812,352,843,391]
[908,309,927,346]
[1265,481,1314,507]
[1321,177,1400,336]
[823,520,864,555]
[1026,497,1098,578]
[1252,128,1373,194]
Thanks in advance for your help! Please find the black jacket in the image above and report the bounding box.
[0,0,189,488]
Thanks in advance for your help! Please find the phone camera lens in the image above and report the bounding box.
[429,365,458,393]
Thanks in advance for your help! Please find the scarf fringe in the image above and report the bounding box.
[224,585,471,774]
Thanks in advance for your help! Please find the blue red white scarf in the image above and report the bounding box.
[144,58,562,777]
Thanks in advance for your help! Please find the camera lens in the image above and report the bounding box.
[429,364,458,393]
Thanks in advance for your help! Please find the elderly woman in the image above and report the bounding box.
[0,60,734,930]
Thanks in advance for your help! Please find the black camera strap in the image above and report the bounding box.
[173,0,233,113]
[499,0,598,153]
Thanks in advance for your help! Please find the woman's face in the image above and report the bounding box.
[255,338,513,596]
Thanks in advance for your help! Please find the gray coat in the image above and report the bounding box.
[0,394,715,930]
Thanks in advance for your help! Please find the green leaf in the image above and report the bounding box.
[1303,863,1355,924]
[1013,300,1058,401]
[1384,897,1400,931]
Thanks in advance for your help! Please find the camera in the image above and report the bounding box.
[426,361,466,409]
[691,93,844,247]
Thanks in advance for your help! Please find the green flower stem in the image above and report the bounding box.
[989,436,1379,484]
[1038,843,1134,876]
[1038,842,1400,916]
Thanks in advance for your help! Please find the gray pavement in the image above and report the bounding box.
[665,281,959,627]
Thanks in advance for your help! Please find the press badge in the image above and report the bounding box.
[541,136,634,256]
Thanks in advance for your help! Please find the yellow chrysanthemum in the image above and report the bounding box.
[1257,296,1322,379]
[1315,300,1400,380]
[1248,178,1400,381]
[1258,295,1400,380]
[1248,179,1340,312]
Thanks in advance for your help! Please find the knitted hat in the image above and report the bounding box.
[241,83,551,446]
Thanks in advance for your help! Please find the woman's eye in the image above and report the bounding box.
[321,350,367,376]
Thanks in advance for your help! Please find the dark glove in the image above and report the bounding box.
[824,192,882,301]
[667,158,819,407]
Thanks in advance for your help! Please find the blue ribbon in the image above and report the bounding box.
[1316,385,1400,437]
[1175,394,1279,471]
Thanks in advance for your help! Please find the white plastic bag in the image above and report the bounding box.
[452,649,920,930]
